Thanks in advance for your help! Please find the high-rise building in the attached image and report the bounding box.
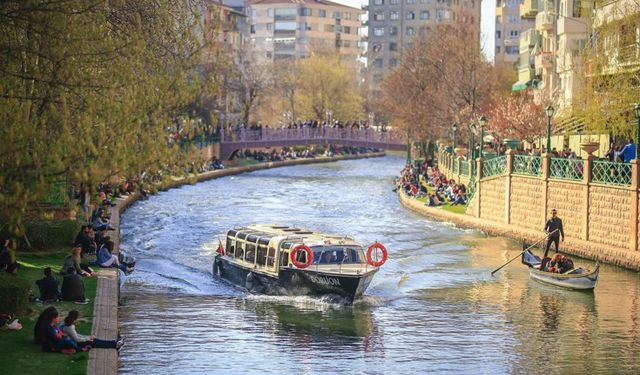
[247,0,363,62]
[366,0,482,87]
[494,0,534,65]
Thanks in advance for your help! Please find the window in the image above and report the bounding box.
[267,23,273,31]
[496,15,501,23]
[343,26,351,34]
[374,0,384,4]
[406,26,415,36]
[300,8,312,16]
[345,12,352,20]
[419,26,430,35]
[495,30,501,39]
[406,11,415,20]
[319,9,327,17]
[495,46,501,54]
[508,15,519,23]
[373,27,385,36]
[507,0,518,6]
[373,11,385,21]
[407,0,416,3]
[390,11,399,20]
[267,8,274,17]
[389,26,398,35]
[505,46,519,54]
[509,29,519,37]
[374,58,384,68]
[372,43,382,52]
[390,0,400,4]
[250,24,256,33]
[275,21,296,30]
[389,42,398,51]
[437,9,445,21]
[343,40,351,48]
[335,12,342,19]
[420,0,432,3]
[420,10,430,20]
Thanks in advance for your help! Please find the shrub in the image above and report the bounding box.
[0,273,31,313]
[23,220,83,248]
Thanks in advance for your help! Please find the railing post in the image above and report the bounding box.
[581,154,593,241]
[631,160,639,251]
[541,153,551,229]
[505,149,514,224]
[476,157,483,218]
[456,156,462,181]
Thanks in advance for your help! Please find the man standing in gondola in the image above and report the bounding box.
[543,209,565,258]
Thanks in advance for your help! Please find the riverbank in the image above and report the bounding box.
[88,151,385,375]
[398,189,640,270]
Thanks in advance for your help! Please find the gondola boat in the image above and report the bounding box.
[521,250,600,290]
[212,224,388,301]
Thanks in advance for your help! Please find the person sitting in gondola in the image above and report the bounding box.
[558,255,574,274]
[547,253,562,273]
[540,256,552,272]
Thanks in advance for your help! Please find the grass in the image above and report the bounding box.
[0,249,97,375]
[417,177,469,215]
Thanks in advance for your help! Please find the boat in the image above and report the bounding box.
[212,224,388,301]
[521,250,600,290]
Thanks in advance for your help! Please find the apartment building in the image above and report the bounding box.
[366,0,482,87]
[495,0,534,66]
[247,0,362,62]
[203,0,248,65]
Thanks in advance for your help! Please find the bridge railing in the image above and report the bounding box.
[221,127,406,144]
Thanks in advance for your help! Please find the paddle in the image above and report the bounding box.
[490,229,558,276]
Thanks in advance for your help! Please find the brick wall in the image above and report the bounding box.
[546,181,584,240]
[510,177,544,231]
[588,185,631,249]
[479,177,506,223]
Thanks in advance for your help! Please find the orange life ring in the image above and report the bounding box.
[367,242,388,267]
[290,244,314,269]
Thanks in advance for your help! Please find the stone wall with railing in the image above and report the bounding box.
[436,148,640,266]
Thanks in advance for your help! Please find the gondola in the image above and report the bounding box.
[212,224,388,301]
[521,250,599,290]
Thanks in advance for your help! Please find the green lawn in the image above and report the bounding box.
[0,250,97,375]
[417,178,469,215]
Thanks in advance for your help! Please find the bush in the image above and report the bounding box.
[0,273,31,313]
[23,220,83,248]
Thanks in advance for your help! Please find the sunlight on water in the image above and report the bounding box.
[119,156,640,374]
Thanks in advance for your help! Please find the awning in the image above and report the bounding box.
[512,81,528,92]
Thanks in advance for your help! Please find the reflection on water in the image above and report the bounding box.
[119,156,640,374]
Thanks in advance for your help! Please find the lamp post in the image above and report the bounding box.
[479,115,487,158]
[545,105,554,154]
[452,123,458,149]
[635,103,640,160]
[468,123,476,160]
[406,127,411,164]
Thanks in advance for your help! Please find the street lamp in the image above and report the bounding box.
[479,115,487,158]
[468,123,476,159]
[545,105,554,154]
[634,103,640,160]
[452,123,458,149]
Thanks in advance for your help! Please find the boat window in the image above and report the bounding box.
[280,251,289,267]
[258,238,270,245]
[267,246,276,267]
[226,238,235,256]
[256,244,268,266]
[236,242,245,260]
[246,242,256,263]
[227,230,237,237]
[247,234,258,242]
[311,246,364,264]
[237,233,248,240]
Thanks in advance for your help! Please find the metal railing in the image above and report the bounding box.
[482,155,507,178]
[512,155,543,177]
[452,158,458,174]
[591,160,632,186]
[549,157,584,181]
[460,160,469,176]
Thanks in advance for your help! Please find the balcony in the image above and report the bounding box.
[535,11,553,31]
[557,16,588,35]
[519,29,541,50]
[520,0,540,19]
[535,51,554,69]
[518,65,535,83]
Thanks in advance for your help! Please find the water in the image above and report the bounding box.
[119,156,640,374]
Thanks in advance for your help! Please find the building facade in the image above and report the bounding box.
[247,0,362,62]
[366,0,482,87]
[495,0,534,66]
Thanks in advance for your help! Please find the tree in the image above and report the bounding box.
[486,93,547,145]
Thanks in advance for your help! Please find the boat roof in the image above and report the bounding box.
[227,224,362,248]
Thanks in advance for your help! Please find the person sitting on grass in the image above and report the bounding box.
[0,237,19,274]
[92,209,114,231]
[36,267,60,302]
[61,246,95,277]
[61,267,87,303]
[98,240,130,272]
[62,310,124,350]
[34,307,87,354]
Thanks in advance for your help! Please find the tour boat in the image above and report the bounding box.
[212,224,388,301]
[521,250,600,290]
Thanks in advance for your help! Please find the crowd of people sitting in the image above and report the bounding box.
[397,159,468,207]
[540,253,575,274]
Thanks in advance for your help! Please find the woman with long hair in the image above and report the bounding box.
[34,307,82,354]
[62,310,124,350]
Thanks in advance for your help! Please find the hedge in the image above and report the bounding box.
[23,220,83,248]
[0,273,31,313]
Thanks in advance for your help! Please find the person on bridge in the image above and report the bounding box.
[543,209,565,258]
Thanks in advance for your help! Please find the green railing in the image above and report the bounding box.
[482,155,507,178]
[452,158,458,174]
[512,155,543,177]
[460,160,469,176]
[591,160,632,186]
[549,157,584,181]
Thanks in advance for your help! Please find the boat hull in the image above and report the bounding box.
[521,250,599,290]
[213,255,377,301]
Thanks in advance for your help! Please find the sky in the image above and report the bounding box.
[336,0,496,61]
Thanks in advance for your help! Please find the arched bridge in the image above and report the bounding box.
[219,127,407,160]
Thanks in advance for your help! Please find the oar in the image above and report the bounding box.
[490,229,558,276]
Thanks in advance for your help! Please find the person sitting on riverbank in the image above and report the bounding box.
[0,237,19,274]
[34,307,84,354]
[36,267,60,302]
[98,240,130,272]
[75,225,97,256]
[61,246,95,277]
[92,209,114,231]
[62,310,123,350]
[61,267,88,303]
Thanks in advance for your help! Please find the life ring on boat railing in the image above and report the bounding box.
[367,242,388,267]
[290,244,314,269]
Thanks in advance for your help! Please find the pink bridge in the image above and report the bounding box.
[219,127,407,159]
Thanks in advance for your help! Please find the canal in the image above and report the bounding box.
[119,156,640,374]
